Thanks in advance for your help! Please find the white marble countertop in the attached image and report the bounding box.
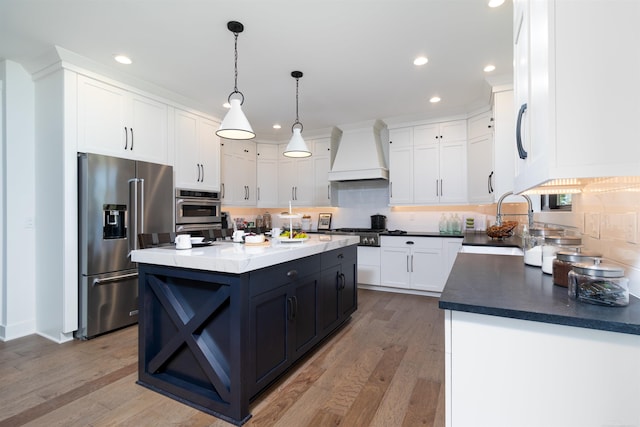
[131,235,360,274]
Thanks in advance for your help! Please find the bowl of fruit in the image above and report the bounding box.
[279,230,309,242]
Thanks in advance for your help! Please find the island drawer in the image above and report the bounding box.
[249,255,321,297]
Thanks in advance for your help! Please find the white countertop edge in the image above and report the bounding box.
[131,235,360,274]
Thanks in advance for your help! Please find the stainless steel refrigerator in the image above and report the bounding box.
[77,153,173,339]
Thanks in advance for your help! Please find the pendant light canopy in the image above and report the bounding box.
[217,21,255,140]
[283,71,312,158]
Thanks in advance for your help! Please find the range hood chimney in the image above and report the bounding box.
[328,119,389,181]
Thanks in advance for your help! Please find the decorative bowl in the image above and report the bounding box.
[486,221,519,240]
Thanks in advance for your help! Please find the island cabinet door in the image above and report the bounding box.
[290,273,320,359]
[319,266,341,334]
[340,251,357,318]
[248,256,321,397]
[250,283,290,396]
[319,246,358,336]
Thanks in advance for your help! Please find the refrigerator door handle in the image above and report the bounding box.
[93,272,139,286]
[128,178,141,256]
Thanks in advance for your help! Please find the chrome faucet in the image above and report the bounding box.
[496,191,533,229]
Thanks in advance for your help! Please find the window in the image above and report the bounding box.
[541,194,572,211]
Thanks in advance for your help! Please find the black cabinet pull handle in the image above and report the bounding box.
[338,253,344,259]
[287,297,294,321]
[339,273,346,290]
[516,103,528,159]
[201,164,204,182]
[406,241,415,245]
[287,270,298,278]
[488,171,494,194]
[130,128,134,150]
[124,127,128,150]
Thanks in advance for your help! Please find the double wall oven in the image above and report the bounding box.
[175,189,222,233]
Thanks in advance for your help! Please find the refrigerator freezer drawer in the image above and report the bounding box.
[77,271,139,339]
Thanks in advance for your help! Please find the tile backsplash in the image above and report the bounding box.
[225,179,640,296]
[536,183,640,297]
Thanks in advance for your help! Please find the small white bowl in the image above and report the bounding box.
[244,234,265,244]
[190,237,205,244]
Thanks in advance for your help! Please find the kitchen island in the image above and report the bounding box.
[439,254,640,427]
[131,235,359,425]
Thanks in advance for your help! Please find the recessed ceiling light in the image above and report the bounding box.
[413,56,428,66]
[484,64,496,72]
[430,96,441,103]
[488,0,505,7]
[113,54,132,65]
[223,102,231,109]
[273,124,282,129]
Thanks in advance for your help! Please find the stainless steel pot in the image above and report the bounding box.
[371,214,387,230]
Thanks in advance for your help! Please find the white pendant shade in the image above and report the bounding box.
[284,128,311,158]
[216,98,255,140]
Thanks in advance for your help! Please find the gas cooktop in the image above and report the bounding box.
[332,228,386,233]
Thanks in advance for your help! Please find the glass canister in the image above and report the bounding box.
[552,250,602,287]
[541,235,582,274]
[568,260,629,307]
[301,215,312,231]
[523,227,563,267]
[263,212,272,229]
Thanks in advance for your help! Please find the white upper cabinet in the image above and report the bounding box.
[312,138,333,206]
[256,143,279,207]
[513,0,640,193]
[389,120,467,205]
[174,108,221,191]
[77,75,169,165]
[278,143,314,207]
[221,140,256,206]
[492,89,516,199]
[467,110,495,204]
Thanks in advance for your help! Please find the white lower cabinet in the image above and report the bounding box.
[445,310,640,427]
[357,246,381,286]
[380,236,461,293]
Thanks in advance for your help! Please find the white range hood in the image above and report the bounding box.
[328,119,389,181]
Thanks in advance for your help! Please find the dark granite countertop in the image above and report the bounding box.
[381,231,464,238]
[439,253,640,335]
[461,233,521,247]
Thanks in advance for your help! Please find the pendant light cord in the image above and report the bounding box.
[227,23,244,105]
[233,31,239,94]
[292,72,303,132]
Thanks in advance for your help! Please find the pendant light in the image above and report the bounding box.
[283,71,311,158]
[216,21,255,140]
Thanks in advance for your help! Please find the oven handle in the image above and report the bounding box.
[176,198,220,207]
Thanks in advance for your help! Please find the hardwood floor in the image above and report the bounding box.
[0,289,445,427]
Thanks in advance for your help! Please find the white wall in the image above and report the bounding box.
[0,60,37,340]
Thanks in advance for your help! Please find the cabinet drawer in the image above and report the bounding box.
[381,236,443,249]
[249,255,320,297]
[321,246,357,268]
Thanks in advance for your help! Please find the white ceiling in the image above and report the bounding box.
[0,0,513,142]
